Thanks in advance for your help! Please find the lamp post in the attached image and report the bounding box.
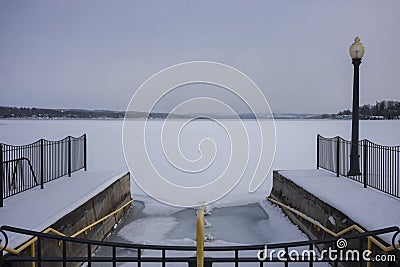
[348,36,365,176]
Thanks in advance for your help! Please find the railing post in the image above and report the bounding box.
[40,139,44,189]
[363,140,368,188]
[336,136,340,177]
[84,134,87,171]
[316,134,320,169]
[0,144,3,207]
[204,258,212,267]
[197,206,204,267]
[68,136,71,177]
[188,257,197,267]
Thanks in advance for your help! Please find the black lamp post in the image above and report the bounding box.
[348,36,365,176]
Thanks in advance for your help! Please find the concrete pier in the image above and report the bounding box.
[0,171,131,267]
[271,169,400,266]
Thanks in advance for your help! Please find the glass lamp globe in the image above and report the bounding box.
[349,36,365,59]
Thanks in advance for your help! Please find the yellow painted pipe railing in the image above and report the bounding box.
[196,206,205,267]
[0,198,134,266]
[267,197,400,252]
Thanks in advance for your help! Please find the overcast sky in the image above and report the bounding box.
[1,1,399,114]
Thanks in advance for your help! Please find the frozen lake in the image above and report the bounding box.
[1,119,399,197]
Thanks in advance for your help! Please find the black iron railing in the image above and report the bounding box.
[0,135,87,206]
[0,225,399,266]
[317,134,400,198]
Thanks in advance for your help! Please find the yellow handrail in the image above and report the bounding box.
[196,206,204,267]
[0,199,134,255]
[3,197,397,267]
[267,197,400,252]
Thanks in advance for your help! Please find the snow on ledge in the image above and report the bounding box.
[278,169,400,244]
[0,170,129,249]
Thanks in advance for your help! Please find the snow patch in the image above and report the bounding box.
[328,216,336,226]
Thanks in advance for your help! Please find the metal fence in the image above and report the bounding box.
[1,225,399,266]
[0,134,87,206]
[317,134,400,198]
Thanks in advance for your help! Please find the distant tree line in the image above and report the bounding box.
[0,106,125,119]
[0,106,184,119]
[1,101,399,120]
[337,100,400,120]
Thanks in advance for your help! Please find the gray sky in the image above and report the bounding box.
[1,0,399,114]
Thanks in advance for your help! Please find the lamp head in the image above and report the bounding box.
[349,36,365,59]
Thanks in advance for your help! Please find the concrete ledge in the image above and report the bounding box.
[9,172,131,267]
[272,170,356,241]
[271,170,399,267]
[1,170,132,248]
[272,169,400,243]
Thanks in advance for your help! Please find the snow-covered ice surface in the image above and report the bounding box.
[1,119,399,195]
[279,169,400,244]
[0,170,127,249]
[93,194,330,266]
[110,195,309,245]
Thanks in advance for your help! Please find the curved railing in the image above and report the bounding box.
[0,224,398,266]
[0,135,87,206]
[0,199,399,266]
[2,157,38,196]
[317,134,400,198]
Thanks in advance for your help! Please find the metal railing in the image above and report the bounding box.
[317,134,400,198]
[1,198,399,266]
[0,134,87,206]
[1,224,399,266]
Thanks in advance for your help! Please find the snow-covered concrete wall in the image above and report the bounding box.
[271,170,397,267]
[271,170,353,237]
[16,172,131,267]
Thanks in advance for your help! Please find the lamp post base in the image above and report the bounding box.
[348,154,361,176]
[347,169,361,176]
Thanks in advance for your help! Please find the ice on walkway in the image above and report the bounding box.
[105,194,311,245]
[93,194,330,266]
[0,170,127,249]
[279,169,400,244]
